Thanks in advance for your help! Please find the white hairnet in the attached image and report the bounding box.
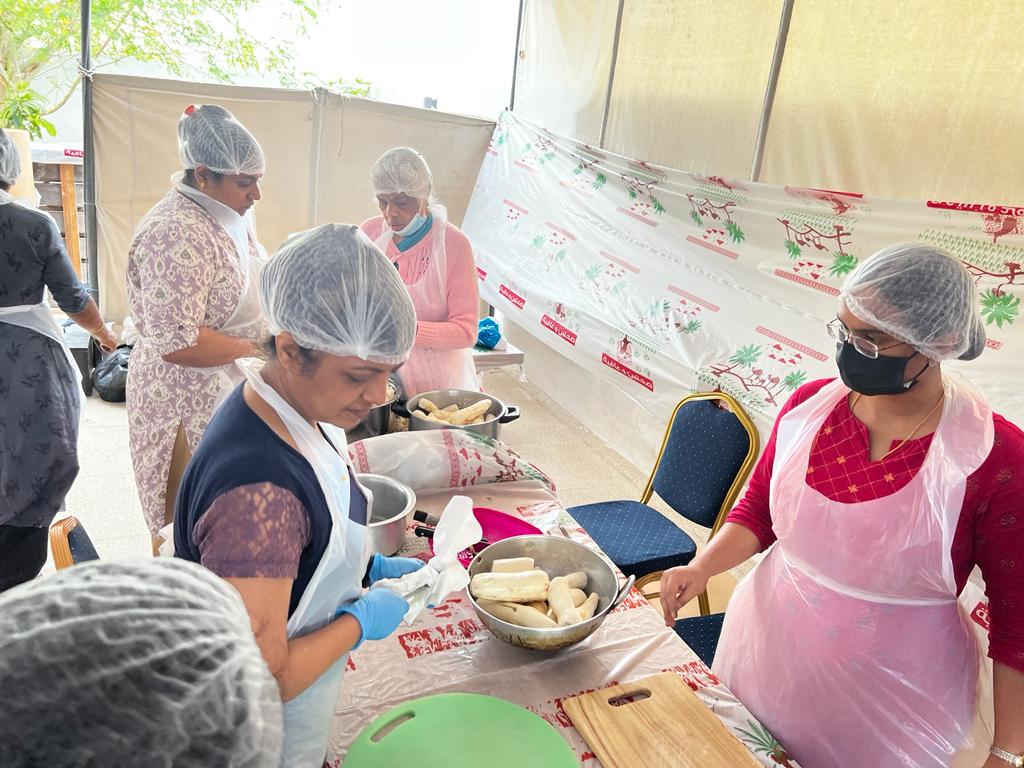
[261,223,417,364]
[841,242,986,361]
[0,558,283,767]
[371,146,432,199]
[178,104,265,176]
[0,128,21,186]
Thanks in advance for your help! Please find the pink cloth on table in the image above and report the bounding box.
[359,216,478,351]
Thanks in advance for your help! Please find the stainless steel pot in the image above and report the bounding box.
[395,388,521,440]
[359,473,415,556]
[351,379,401,441]
[466,535,635,652]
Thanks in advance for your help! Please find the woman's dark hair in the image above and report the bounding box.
[264,335,322,374]
[183,168,224,185]
[0,181,9,192]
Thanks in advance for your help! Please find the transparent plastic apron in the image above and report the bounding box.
[0,192,82,409]
[375,204,478,395]
[237,360,370,768]
[713,375,994,767]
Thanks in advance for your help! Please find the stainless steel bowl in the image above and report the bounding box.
[358,473,415,556]
[467,535,635,652]
[397,389,521,440]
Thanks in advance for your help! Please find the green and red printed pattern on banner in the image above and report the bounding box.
[463,111,1024,439]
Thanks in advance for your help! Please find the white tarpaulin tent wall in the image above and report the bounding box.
[500,0,1024,470]
[92,73,495,321]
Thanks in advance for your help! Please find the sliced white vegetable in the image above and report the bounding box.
[564,571,587,590]
[569,588,587,607]
[470,569,549,603]
[578,592,600,621]
[491,557,535,573]
[478,599,558,629]
[548,576,582,627]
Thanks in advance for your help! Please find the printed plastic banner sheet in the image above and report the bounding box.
[463,111,1024,438]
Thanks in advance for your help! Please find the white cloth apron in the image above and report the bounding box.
[0,190,83,409]
[713,375,994,768]
[237,360,370,768]
[174,180,266,401]
[375,205,478,395]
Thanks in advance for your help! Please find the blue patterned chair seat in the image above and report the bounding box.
[673,612,726,668]
[568,500,698,577]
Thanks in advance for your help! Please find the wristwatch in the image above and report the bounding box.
[991,745,1024,767]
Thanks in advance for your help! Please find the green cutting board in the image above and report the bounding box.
[344,693,579,767]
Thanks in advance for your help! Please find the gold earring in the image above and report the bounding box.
[199,182,207,191]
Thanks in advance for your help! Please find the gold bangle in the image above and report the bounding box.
[88,323,106,336]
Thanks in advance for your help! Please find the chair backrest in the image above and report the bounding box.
[644,393,759,533]
[48,516,100,570]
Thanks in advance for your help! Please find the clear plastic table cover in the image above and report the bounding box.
[327,481,801,767]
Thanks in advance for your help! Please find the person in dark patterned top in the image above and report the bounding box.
[0,128,116,590]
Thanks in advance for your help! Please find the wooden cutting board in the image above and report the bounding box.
[563,672,761,768]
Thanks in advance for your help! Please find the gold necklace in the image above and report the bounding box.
[850,392,946,461]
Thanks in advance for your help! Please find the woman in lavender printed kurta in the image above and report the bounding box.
[126,104,269,540]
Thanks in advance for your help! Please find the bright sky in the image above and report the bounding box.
[47,0,521,141]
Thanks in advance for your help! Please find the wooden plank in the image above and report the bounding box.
[564,673,760,768]
[59,164,82,279]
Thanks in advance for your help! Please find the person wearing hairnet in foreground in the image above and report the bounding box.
[0,558,283,767]
[360,146,480,396]
[660,243,1024,768]
[126,104,271,554]
[175,224,426,767]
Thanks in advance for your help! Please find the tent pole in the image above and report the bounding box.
[508,0,526,111]
[750,0,795,182]
[81,0,99,306]
[598,0,626,149]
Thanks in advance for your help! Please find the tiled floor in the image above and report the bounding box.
[51,368,746,613]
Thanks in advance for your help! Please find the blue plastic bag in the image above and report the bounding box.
[477,317,502,349]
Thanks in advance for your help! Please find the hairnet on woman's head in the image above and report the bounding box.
[0,128,21,186]
[371,146,433,199]
[260,223,417,364]
[178,104,265,176]
[841,242,986,361]
[0,558,283,767]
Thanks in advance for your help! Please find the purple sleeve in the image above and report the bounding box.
[195,482,310,579]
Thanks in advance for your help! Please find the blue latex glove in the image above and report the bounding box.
[367,553,426,585]
[336,588,409,648]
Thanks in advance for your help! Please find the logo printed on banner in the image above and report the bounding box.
[561,143,609,197]
[498,275,527,310]
[686,189,748,260]
[529,222,577,272]
[784,186,864,216]
[602,353,655,392]
[501,198,529,236]
[476,266,487,281]
[396,618,489,659]
[617,160,668,226]
[919,228,1024,331]
[541,311,579,346]
[663,662,722,692]
[514,134,557,172]
[699,339,811,413]
[970,601,991,632]
[775,209,858,294]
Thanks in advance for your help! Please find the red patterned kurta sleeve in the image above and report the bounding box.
[971,416,1024,673]
[726,379,832,550]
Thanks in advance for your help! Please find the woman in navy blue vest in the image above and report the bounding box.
[176,223,425,767]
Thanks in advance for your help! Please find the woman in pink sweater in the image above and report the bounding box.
[360,147,479,396]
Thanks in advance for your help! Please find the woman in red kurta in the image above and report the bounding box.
[661,243,1024,768]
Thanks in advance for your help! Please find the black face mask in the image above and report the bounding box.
[835,342,928,396]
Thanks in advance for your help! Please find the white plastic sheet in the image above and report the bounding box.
[463,111,1024,441]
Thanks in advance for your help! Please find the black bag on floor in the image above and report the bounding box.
[91,345,131,402]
